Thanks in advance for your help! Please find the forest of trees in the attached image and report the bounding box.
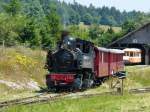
[1,0,149,26]
[0,0,150,49]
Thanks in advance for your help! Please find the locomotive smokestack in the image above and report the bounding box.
[61,30,70,41]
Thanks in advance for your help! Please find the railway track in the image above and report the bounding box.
[0,92,66,108]
[0,91,118,109]
[1,87,150,109]
[129,87,150,93]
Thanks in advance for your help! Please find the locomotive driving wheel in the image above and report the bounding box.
[72,75,83,90]
[82,79,94,89]
[82,72,94,89]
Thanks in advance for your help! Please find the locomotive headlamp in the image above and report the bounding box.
[61,36,76,50]
[68,41,71,45]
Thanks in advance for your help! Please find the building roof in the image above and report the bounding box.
[107,22,150,47]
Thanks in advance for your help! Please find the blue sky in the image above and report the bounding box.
[60,0,150,12]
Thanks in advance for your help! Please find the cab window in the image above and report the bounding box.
[83,44,90,53]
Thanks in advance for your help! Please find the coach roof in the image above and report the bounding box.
[109,49,124,54]
[123,48,141,52]
[96,47,110,52]
[96,47,124,54]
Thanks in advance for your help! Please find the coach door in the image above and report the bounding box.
[100,51,109,76]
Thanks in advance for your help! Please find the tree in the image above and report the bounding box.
[24,0,45,22]
[21,0,48,48]
[99,16,116,25]
[0,13,27,46]
[47,3,61,40]
[122,20,136,33]
[68,25,89,40]
[82,13,93,25]
[0,0,146,27]
[89,25,104,40]
[107,27,114,34]
[19,20,35,44]
[69,11,80,24]
[3,0,21,16]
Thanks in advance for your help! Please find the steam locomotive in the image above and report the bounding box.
[45,34,126,91]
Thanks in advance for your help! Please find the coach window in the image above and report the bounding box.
[125,51,129,56]
[135,52,137,57]
[136,52,138,57]
[138,52,140,57]
[127,52,130,56]
[125,52,127,56]
[133,52,135,57]
[130,52,133,57]
[139,53,141,57]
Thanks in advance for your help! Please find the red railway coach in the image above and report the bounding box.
[94,47,124,78]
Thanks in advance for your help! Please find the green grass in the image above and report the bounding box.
[125,66,150,86]
[2,93,150,112]
[78,23,121,32]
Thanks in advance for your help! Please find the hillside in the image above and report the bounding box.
[0,46,47,101]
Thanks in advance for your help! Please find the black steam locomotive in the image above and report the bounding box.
[45,35,95,90]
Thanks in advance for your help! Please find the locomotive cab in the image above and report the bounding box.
[76,39,95,70]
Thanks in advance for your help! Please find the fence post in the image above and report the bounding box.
[2,40,5,48]
[121,79,124,95]
[2,40,5,54]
